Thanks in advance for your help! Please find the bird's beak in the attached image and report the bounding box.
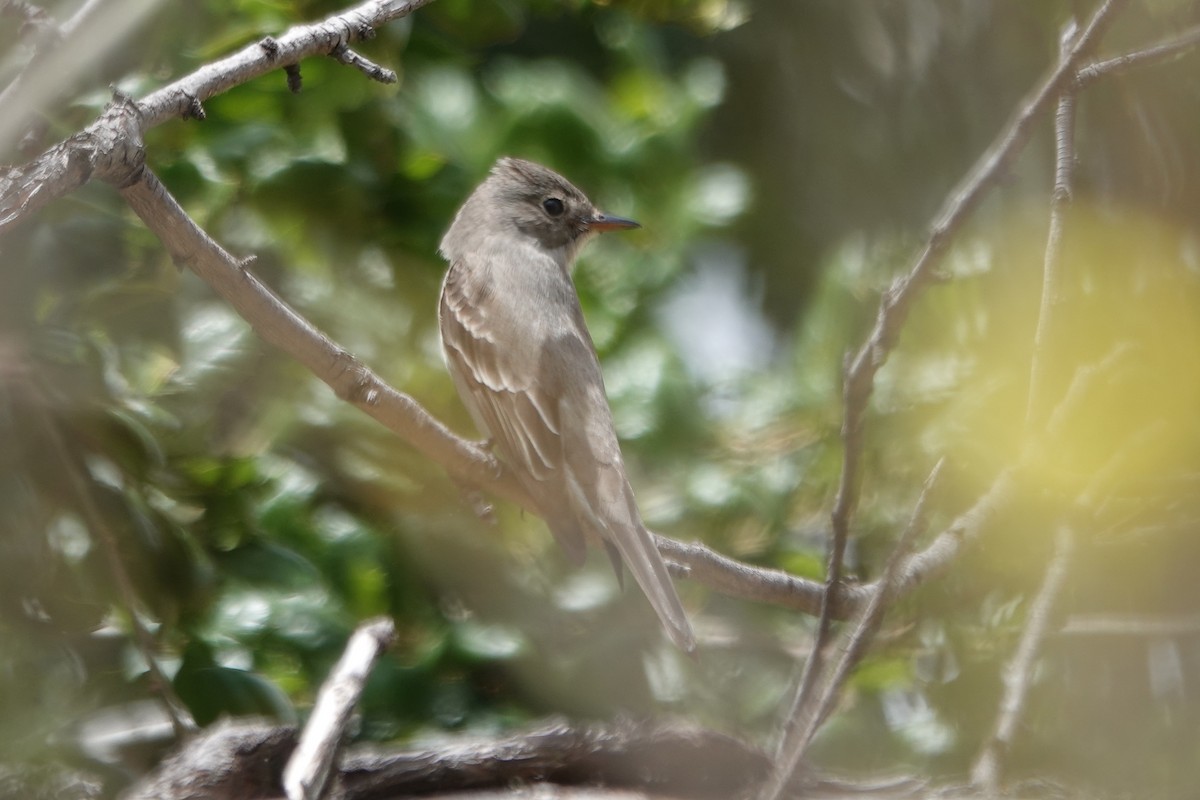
[587,212,641,232]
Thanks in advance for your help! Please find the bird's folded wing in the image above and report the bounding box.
[439,259,587,562]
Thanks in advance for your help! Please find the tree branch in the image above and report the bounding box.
[131,717,785,800]
[1076,23,1200,86]
[762,459,945,800]
[970,526,1076,793]
[117,166,529,508]
[1025,22,1081,432]
[0,0,433,233]
[783,2,1129,776]
[283,618,396,800]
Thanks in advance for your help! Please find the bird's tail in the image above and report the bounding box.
[608,517,697,654]
[562,466,696,654]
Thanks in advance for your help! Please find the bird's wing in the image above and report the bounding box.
[439,256,586,563]
[441,255,695,652]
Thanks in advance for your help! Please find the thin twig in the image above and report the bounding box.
[784,0,1129,772]
[31,397,198,738]
[970,525,1076,793]
[761,459,946,800]
[330,44,396,83]
[1077,23,1200,86]
[756,3,1128,797]
[283,617,396,800]
[113,161,1033,631]
[1025,32,1079,432]
[972,19,1086,794]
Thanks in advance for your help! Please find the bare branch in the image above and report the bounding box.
[834,0,1129,505]
[787,3,1129,773]
[0,0,433,233]
[750,3,1130,796]
[116,167,530,508]
[31,390,197,738]
[135,0,430,127]
[1060,613,1200,637]
[972,21,1085,784]
[283,618,396,800]
[762,459,946,800]
[970,526,1077,793]
[1025,26,1080,432]
[1077,23,1200,86]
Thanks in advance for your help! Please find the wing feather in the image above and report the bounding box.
[439,257,585,561]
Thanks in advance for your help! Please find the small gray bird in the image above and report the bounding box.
[438,157,696,653]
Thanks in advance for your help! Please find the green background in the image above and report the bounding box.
[4,1,1200,797]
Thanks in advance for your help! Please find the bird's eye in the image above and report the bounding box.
[542,197,565,217]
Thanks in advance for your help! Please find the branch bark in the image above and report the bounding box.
[128,718,781,800]
[0,0,432,233]
[283,618,396,800]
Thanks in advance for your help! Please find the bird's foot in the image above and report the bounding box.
[475,437,503,480]
[451,475,497,525]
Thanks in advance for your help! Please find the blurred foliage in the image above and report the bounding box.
[4,0,1200,798]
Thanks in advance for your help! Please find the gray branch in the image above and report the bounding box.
[0,0,434,234]
[283,618,396,800]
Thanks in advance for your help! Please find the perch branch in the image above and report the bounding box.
[117,166,530,508]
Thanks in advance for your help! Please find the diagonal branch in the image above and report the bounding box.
[788,0,1129,764]
[284,618,396,800]
[117,166,528,508]
[761,459,946,800]
[970,525,1076,793]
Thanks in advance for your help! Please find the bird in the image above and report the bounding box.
[437,157,696,653]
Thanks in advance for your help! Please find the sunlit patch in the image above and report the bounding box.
[553,568,616,612]
[454,621,526,659]
[416,67,479,130]
[688,163,751,225]
[902,202,1200,512]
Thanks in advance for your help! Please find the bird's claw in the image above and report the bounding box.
[476,438,503,480]
[451,475,497,525]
